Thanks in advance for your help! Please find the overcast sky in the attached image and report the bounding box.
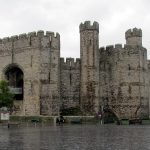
[0,0,150,58]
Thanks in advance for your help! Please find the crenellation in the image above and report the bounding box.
[99,47,105,52]
[75,58,80,65]
[46,31,54,37]
[19,33,27,39]
[124,44,133,49]
[60,57,65,63]
[115,44,122,49]
[0,31,60,49]
[2,37,10,43]
[60,57,80,69]
[70,58,80,68]
[10,35,19,41]
[66,58,74,65]
[37,30,44,37]
[80,21,99,32]
[55,33,60,39]
[28,31,37,37]
[106,45,114,51]
[45,31,60,39]
[125,28,142,39]
[0,20,149,119]
[0,31,61,52]
[100,44,123,51]
[125,28,142,46]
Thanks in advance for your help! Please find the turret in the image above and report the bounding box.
[79,21,99,33]
[80,21,100,114]
[125,28,142,46]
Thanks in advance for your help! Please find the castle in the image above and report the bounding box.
[0,21,149,119]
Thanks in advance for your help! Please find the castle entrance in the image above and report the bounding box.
[102,108,119,124]
[4,65,24,100]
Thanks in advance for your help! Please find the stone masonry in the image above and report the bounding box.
[0,21,149,119]
[0,31,60,116]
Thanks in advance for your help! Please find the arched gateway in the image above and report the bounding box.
[0,22,149,119]
[0,31,60,116]
[4,64,24,100]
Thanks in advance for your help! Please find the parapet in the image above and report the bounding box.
[99,44,138,51]
[0,31,60,48]
[1,31,59,42]
[60,57,80,69]
[125,28,142,39]
[79,21,99,32]
[99,44,125,55]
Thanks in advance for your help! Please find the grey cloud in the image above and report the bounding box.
[0,0,150,58]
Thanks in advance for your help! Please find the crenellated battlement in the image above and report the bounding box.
[60,57,80,69]
[99,44,124,52]
[125,28,142,39]
[0,31,60,44]
[79,21,99,32]
[99,43,142,52]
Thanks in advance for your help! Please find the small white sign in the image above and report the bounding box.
[1,113,10,120]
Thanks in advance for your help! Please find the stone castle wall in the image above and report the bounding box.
[0,21,149,119]
[80,21,100,114]
[99,44,149,119]
[38,31,60,116]
[0,31,60,116]
[60,58,80,109]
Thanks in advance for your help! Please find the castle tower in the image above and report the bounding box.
[124,28,149,119]
[80,21,99,114]
[125,28,142,46]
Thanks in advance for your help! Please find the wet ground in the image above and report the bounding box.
[0,124,150,150]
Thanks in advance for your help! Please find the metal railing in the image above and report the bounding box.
[8,87,23,94]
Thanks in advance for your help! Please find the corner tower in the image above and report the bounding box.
[124,28,149,119]
[80,21,99,114]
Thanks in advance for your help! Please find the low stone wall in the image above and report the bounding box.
[63,116,96,123]
[1,115,150,126]
[10,116,54,123]
[9,115,96,124]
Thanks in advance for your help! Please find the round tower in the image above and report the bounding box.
[125,28,142,46]
[80,21,99,114]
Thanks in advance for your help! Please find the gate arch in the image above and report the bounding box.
[103,107,119,124]
[3,64,24,100]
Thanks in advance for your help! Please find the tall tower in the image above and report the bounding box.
[80,21,99,114]
[124,28,149,119]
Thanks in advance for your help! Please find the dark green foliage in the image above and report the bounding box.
[0,80,14,108]
[61,107,82,116]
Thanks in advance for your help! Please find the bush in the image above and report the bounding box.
[0,80,14,109]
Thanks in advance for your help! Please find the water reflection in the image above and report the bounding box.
[0,124,150,150]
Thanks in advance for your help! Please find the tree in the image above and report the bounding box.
[0,80,14,109]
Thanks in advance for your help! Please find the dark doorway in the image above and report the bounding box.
[5,66,24,100]
[103,108,119,124]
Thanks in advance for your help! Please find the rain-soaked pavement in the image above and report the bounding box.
[0,124,150,150]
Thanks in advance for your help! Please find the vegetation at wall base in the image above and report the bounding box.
[0,80,14,109]
[61,107,82,116]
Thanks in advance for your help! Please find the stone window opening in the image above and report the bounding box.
[128,64,131,70]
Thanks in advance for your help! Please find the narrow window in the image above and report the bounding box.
[70,73,72,85]
[31,55,33,67]
[48,72,50,83]
[128,64,131,70]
